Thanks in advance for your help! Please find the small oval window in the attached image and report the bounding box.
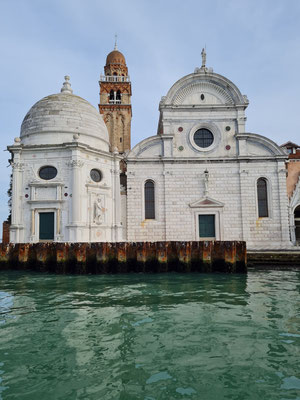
[39,166,57,180]
[90,169,102,182]
[201,94,205,100]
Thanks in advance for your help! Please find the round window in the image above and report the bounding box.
[90,169,102,182]
[194,129,214,148]
[39,166,57,180]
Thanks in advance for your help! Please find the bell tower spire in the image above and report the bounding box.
[99,44,132,154]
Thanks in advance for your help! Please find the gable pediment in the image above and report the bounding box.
[189,196,224,208]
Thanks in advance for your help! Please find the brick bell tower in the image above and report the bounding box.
[99,42,132,154]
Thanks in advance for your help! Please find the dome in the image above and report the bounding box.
[20,77,110,151]
[106,50,126,66]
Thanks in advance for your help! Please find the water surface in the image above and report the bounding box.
[0,270,299,399]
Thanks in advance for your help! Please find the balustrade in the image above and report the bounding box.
[100,75,130,82]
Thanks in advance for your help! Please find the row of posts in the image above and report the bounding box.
[0,241,247,273]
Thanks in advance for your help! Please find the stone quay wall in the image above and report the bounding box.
[0,241,247,274]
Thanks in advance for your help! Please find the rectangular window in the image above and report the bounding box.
[39,212,55,240]
[199,214,215,238]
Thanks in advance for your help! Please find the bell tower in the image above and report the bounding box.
[99,43,132,153]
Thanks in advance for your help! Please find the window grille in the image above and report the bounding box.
[194,129,214,148]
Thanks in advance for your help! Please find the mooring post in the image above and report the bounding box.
[203,241,212,270]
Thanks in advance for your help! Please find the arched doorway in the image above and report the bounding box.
[294,205,300,243]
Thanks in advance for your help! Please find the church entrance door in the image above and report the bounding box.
[294,205,300,244]
[39,212,54,241]
[198,214,215,239]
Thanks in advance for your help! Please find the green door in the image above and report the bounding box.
[39,212,54,240]
[199,215,215,238]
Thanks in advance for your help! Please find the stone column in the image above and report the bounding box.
[10,158,24,243]
[238,165,249,242]
[69,159,84,241]
[277,162,290,244]
[30,210,35,242]
[112,149,122,241]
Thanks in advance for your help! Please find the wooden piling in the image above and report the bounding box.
[0,241,247,273]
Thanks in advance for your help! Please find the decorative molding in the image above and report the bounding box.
[28,181,64,187]
[11,162,25,170]
[86,183,110,190]
[172,81,234,105]
[189,196,224,208]
[67,160,84,168]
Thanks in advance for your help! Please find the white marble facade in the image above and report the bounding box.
[8,60,292,249]
[8,77,123,243]
[126,58,291,250]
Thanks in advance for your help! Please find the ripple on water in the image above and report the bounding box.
[0,270,299,400]
[146,371,173,384]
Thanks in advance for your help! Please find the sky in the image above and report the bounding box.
[0,0,300,231]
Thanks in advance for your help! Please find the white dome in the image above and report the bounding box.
[20,81,109,151]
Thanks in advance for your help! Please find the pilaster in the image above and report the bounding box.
[10,156,24,243]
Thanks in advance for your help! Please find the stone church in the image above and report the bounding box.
[8,46,296,249]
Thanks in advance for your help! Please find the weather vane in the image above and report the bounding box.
[114,34,118,50]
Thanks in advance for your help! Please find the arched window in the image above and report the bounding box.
[145,180,155,219]
[257,178,269,217]
[116,90,121,102]
[109,90,114,101]
[294,205,300,243]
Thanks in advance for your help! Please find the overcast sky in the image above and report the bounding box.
[0,0,300,230]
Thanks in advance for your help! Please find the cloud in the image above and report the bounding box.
[0,0,300,223]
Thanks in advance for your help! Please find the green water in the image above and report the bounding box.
[0,270,299,400]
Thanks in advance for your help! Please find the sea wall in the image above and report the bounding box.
[0,241,247,274]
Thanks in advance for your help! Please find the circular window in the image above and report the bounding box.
[193,129,214,148]
[39,166,57,180]
[90,169,102,182]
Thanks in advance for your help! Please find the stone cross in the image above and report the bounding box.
[201,48,206,68]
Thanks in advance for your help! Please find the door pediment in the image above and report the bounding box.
[189,196,224,208]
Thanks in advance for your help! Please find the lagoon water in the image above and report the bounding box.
[0,270,299,400]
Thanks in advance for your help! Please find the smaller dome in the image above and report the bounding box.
[20,77,110,151]
[106,50,126,66]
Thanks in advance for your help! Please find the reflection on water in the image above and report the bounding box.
[0,270,299,400]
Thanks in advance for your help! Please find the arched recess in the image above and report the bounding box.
[294,205,300,243]
[109,90,114,102]
[116,114,125,151]
[104,113,114,145]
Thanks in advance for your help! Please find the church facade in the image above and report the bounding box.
[7,47,295,249]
